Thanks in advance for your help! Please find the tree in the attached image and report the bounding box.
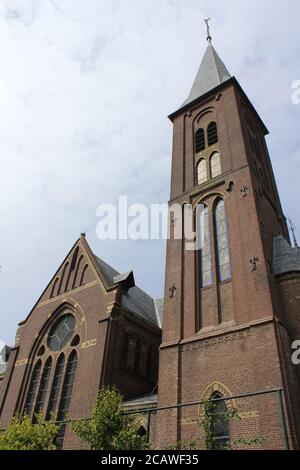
[72,387,148,450]
[0,414,59,450]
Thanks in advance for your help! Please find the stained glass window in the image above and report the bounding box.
[210,152,221,178]
[33,357,52,421]
[56,351,78,449]
[48,314,75,352]
[46,354,65,420]
[197,159,207,185]
[24,360,42,416]
[197,204,212,288]
[215,199,231,282]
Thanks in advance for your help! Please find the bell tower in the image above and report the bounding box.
[157,25,300,449]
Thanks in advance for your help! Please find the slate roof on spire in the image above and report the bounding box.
[182,44,231,108]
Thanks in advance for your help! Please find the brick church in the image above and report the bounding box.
[1,31,300,450]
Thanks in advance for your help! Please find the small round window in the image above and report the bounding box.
[48,314,75,351]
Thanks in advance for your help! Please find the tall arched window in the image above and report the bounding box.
[207,121,218,146]
[119,334,129,370]
[210,152,221,178]
[146,345,154,381]
[210,393,230,450]
[197,159,207,185]
[56,351,78,449]
[215,199,231,282]
[134,339,141,375]
[24,360,42,416]
[46,354,65,420]
[195,128,205,153]
[197,204,212,288]
[33,357,52,421]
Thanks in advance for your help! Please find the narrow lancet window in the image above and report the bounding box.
[215,199,231,282]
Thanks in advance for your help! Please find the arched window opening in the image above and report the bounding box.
[33,357,52,421]
[134,340,141,375]
[137,426,147,437]
[119,334,129,370]
[207,122,218,146]
[215,199,231,282]
[37,345,45,357]
[24,360,42,416]
[70,334,80,347]
[72,255,84,289]
[65,247,79,291]
[210,393,230,450]
[195,128,205,153]
[197,204,212,288]
[56,351,78,449]
[197,159,207,185]
[50,278,59,299]
[79,264,89,286]
[58,263,69,295]
[46,354,65,420]
[210,152,221,179]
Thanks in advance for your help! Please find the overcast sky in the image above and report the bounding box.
[0,0,299,345]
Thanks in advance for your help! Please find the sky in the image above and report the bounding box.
[0,0,299,345]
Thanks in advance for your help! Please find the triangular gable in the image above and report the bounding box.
[19,235,116,326]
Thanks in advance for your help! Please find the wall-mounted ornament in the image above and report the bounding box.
[169,283,177,299]
[240,185,249,198]
[250,256,259,272]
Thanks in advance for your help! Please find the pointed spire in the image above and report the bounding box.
[182,44,231,108]
[179,18,231,109]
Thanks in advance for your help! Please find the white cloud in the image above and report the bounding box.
[0,0,299,344]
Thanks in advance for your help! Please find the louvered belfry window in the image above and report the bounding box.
[195,128,205,153]
[207,121,218,146]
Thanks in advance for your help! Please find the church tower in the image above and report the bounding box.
[157,26,300,449]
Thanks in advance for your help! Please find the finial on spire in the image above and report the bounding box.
[204,17,212,44]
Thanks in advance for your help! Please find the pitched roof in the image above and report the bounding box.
[181,44,231,108]
[94,255,161,328]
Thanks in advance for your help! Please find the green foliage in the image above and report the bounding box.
[0,414,59,450]
[199,400,264,450]
[166,440,197,450]
[199,399,240,450]
[72,387,148,450]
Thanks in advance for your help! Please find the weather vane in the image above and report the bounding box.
[204,17,212,43]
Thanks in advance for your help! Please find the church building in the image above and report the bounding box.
[1,29,300,450]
